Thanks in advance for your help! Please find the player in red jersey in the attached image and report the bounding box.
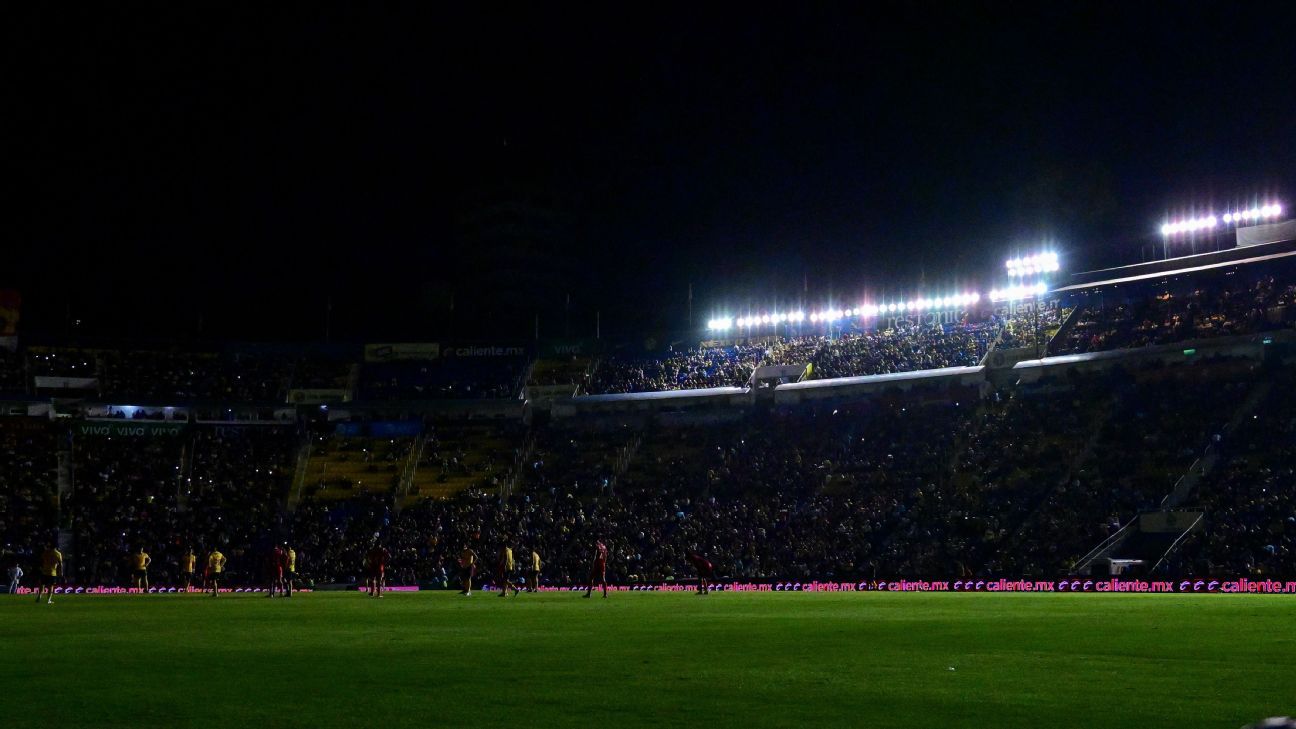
[687,550,715,595]
[583,539,609,599]
[267,543,291,598]
[365,541,390,598]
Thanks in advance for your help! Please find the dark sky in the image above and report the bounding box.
[9,2,1296,342]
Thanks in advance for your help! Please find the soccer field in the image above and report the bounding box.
[2,591,1293,728]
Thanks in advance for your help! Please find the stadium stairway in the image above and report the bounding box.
[287,435,313,510]
[1074,378,1273,575]
[1046,305,1086,356]
[56,448,74,572]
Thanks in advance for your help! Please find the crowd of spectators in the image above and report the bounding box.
[66,434,185,584]
[586,322,999,394]
[987,367,1246,575]
[587,344,767,394]
[98,350,294,403]
[15,347,356,403]
[4,359,1292,588]
[1171,368,1296,577]
[807,323,995,379]
[1056,275,1296,355]
[0,423,59,568]
[360,359,525,400]
[994,306,1072,350]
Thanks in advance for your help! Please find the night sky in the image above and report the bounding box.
[9,3,1296,343]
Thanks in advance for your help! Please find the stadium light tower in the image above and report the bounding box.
[1158,202,1283,258]
[989,281,1049,358]
[1005,252,1059,278]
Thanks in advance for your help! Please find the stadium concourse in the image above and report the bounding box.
[4,252,1296,590]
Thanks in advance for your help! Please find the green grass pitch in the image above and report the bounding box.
[2,591,1293,728]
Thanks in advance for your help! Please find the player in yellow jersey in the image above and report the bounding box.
[458,545,478,596]
[528,548,542,593]
[36,543,62,605]
[496,543,520,597]
[206,549,227,596]
[129,547,152,592]
[181,548,197,591]
[284,543,297,595]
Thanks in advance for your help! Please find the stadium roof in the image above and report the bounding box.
[572,386,749,403]
[1055,240,1296,294]
[775,365,983,391]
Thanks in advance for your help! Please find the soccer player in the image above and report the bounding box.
[458,545,478,596]
[7,562,22,595]
[528,548,542,593]
[180,547,197,592]
[36,544,62,604]
[267,543,288,598]
[206,548,227,596]
[284,543,297,594]
[365,542,390,598]
[583,539,609,599]
[129,546,152,592]
[496,543,520,597]
[687,550,715,595]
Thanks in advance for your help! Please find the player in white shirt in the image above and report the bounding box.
[7,564,23,594]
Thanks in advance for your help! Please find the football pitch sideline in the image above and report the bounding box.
[1,591,1293,728]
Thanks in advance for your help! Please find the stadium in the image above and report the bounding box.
[7,6,1296,729]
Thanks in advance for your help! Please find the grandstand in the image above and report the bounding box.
[1,232,1296,589]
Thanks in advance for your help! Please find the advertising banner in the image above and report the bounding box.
[76,421,186,437]
[751,364,809,381]
[528,384,578,401]
[441,343,528,358]
[538,339,599,358]
[287,388,352,404]
[334,420,423,438]
[363,343,440,362]
[35,376,99,390]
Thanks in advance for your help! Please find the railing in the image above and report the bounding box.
[1074,519,1136,574]
[396,431,428,507]
[1150,512,1206,574]
[1044,304,1085,356]
[499,430,537,501]
[175,437,193,511]
[287,439,313,510]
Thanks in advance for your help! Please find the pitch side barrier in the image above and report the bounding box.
[19,579,1296,595]
[12,586,315,595]
[495,578,1296,594]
